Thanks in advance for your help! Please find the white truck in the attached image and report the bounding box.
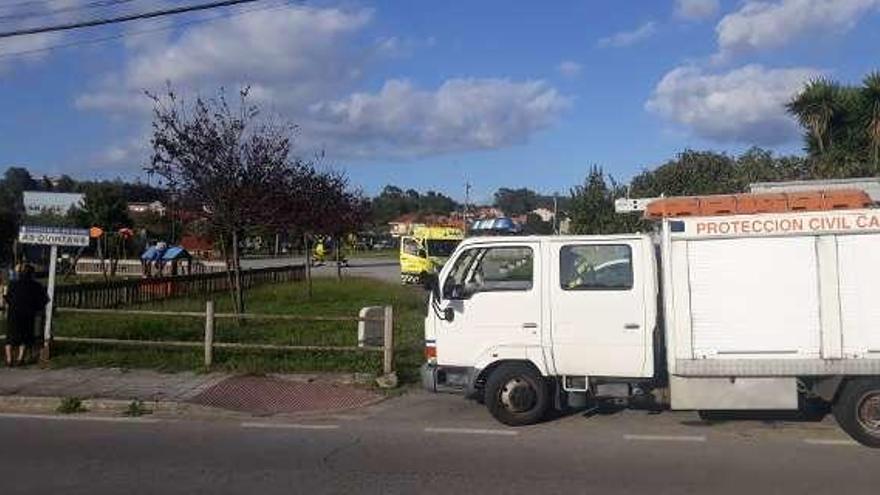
[421,206,880,447]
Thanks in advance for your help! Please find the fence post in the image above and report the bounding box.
[204,300,215,367]
[383,305,394,375]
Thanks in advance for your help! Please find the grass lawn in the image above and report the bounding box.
[3,277,427,381]
[348,249,397,260]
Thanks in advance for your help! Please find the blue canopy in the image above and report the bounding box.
[161,246,190,260]
[140,246,161,261]
[141,245,190,261]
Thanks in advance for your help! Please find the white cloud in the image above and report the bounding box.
[0,32,62,64]
[78,6,373,112]
[646,64,820,144]
[77,4,568,160]
[557,60,583,78]
[0,0,91,70]
[307,78,570,158]
[597,21,657,48]
[674,0,721,20]
[715,0,880,59]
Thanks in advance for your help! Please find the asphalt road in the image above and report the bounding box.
[2,391,879,494]
[241,256,401,283]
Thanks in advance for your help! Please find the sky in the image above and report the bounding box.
[1,0,879,203]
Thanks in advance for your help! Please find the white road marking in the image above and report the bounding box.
[803,438,859,446]
[623,434,706,443]
[0,413,159,423]
[424,427,518,436]
[241,422,340,430]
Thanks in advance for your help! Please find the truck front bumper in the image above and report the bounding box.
[421,363,481,399]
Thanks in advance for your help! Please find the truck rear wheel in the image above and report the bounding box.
[833,378,880,448]
[484,363,550,426]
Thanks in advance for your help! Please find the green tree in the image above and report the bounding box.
[863,71,880,166]
[3,167,37,199]
[148,86,301,313]
[419,191,458,215]
[787,78,840,155]
[369,185,458,226]
[54,175,77,193]
[569,166,646,235]
[522,213,554,235]
[629,150,740,198]
[0,168,33,267]
[0,193,16,266]
[494,187,540,215]
[74,183,132,231]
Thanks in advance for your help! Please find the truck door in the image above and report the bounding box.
[435,243,543,368]
[549,238,653,377]
[399,236,424,283]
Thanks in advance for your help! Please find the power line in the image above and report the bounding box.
[0,0,137,13]
[0,0,140,22]
[0,0,76,10]
[0,0,262,39]
[0,0,293,60]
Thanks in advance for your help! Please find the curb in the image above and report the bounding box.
[0,395,234,419]
[0,391,395,423]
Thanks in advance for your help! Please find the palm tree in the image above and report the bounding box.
[787,78,839,155]
[863,72,880,166]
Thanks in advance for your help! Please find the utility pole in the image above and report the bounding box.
[464,181,472,233]
[553,195,559,235]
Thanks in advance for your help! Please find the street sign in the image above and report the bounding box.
[18,225,90,247]
[17,225,91,355]
[614,197,659,213]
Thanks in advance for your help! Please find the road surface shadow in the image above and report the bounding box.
[680,406,830,427]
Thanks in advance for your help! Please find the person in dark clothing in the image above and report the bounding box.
[3,265,49,367]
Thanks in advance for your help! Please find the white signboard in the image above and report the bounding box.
[22,191,84,216]
[673,209,880,239]
[18,225,90,247]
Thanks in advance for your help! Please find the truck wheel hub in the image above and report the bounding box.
[857,392,880,433]
[500,378,536,413]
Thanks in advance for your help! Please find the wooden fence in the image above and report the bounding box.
[53,303,395,375]
[75,258,227,277]
[54,264,306,309]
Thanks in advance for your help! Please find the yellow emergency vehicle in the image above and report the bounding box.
[399,226,464,285]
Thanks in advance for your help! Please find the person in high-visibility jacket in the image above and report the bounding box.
[313,237,326,265]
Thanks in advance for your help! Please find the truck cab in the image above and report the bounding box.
[400,226,464,285]
[423,234,658,424]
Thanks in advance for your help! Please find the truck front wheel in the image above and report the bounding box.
[833,378,880,448]
[484,363,550,426]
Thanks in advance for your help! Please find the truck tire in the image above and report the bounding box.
[832,378,880,448]
[484,363,550,426]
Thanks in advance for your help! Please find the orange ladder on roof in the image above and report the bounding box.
[644,189,872,219]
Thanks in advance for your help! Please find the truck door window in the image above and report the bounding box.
[402,238,420,256]
[466,246,533,293]
[426,239,460,258]
[443,248,481,295]
[560,244,632,290]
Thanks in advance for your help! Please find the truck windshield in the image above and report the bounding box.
[426,239,460,258]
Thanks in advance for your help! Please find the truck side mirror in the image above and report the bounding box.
[423,273,440,297]
[445,283,470,300]
[418,248,427,258]
[443,307,455,322]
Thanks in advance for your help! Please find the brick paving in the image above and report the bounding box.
[0,368,230,402]
[188,375,382,414]
[0,368,381,415]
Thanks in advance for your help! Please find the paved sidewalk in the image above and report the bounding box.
[0,367,385,416]
[0,368,228,402]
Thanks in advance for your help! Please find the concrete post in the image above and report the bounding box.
[204,300,215,367]
[41,245,58,360]
[383,305,393,375]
